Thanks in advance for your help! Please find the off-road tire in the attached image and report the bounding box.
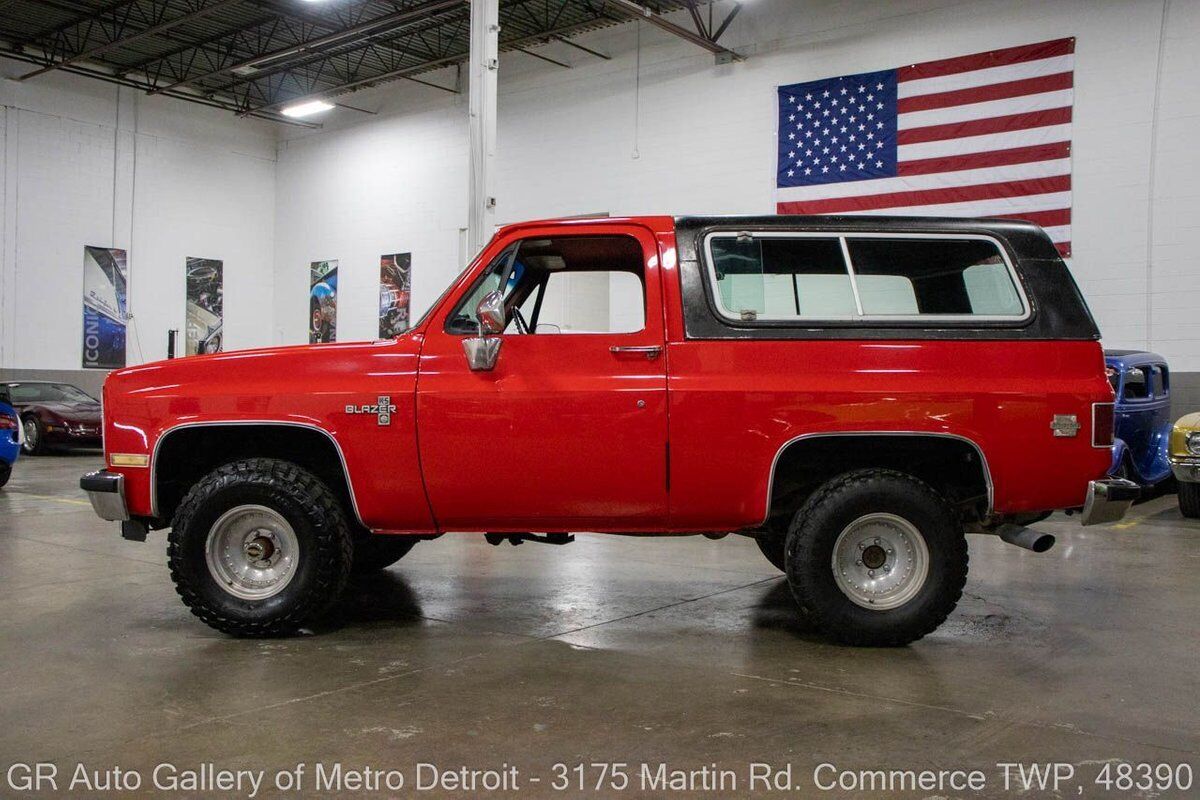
[0,462,10,488]
[168,458,353,637]
[21,415,43,455]
[351,533,417,574]
[754,530,787,572]
[784,469,968,647]
[1180,482,1200,519]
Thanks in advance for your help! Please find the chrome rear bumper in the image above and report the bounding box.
[1081,478,1139,526]
[80,470,129,521]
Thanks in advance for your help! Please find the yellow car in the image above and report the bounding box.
[1171,413,1200,518]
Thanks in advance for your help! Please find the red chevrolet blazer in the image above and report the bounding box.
[82,215,1136,645]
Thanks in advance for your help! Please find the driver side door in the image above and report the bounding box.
[415,224,669,531]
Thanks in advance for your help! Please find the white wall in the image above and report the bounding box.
[271,0,1200,376]
[0,62,277,371]
[274,103,467,344]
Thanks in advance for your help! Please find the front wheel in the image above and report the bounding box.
[785,469,968,646]
[1180,482,1200,519]
[21,416,43,455]
[168,458,353,637]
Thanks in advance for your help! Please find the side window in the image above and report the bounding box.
[708,236,854,320]
[8,385,41,402]
[530,270,644,334]
[1123,368,1149,401]
[448,235,646,335]
[1152,365,1169,397]
[845,238,1025,317]
[704,233,1026,322]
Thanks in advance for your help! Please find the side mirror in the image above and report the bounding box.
[462,290,504,371]
[476,290,505,335]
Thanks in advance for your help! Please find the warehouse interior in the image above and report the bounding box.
[0,1,1198,797]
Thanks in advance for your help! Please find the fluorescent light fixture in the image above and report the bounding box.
[281,100,334,118]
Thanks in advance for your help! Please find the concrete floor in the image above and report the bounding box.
[1,453,1198,799]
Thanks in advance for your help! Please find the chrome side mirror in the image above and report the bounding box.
[476,290,505,335]
[462,290,504,371]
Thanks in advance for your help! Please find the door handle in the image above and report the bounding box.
[610,345,662,361]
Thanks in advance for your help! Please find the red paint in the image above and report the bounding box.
[896,108,1074,147]
[101,215,1112,534]
[897,142,1071,177]
[778,174,1072,216]
[896,38,1074,82]
[896,71,1073,114]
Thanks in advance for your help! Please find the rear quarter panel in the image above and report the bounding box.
[667,338,1113,529]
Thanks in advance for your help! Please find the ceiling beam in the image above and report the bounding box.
[150,0,463,95]
[114,12,281,76]
[13,0,141,48]
[604,0,741,61]
[0,44,320,127]
[512,45,571,68]
[552,34,610,60]
[17,0,246,81]
[242,9,628,115]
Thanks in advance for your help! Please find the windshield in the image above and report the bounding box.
[7,383,97,403]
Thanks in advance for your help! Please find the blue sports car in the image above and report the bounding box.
[1105,349,1173,489]
[0,386,19,488]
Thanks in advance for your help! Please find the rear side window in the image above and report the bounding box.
[709,237,854,320]
[1123,368,1150,400]
[1152,365,1169,397]
[704,232,1028,323]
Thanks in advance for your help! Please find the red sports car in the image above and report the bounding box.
[4,381,102,455]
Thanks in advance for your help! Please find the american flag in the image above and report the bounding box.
[776,38,1074,257]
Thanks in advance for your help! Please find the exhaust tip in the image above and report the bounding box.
[997,524,1056,553]
[1028,533,1055,553]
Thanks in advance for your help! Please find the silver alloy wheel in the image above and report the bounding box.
[22,418,37,452]
[204,505,300,600]
[831,512,930,611]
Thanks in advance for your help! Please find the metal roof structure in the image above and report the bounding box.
[0,1,742,127]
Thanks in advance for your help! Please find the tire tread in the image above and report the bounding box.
[785,468,968,647]
[167,458,352,637]
[1180,482,1200,519]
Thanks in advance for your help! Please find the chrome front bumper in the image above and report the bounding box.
[80,470,129,521]
[1081,478,1140,526]
[1171,458,1200,484]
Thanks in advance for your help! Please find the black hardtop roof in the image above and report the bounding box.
[675,214,1046,237]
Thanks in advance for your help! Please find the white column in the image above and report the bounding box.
[467,0,499,258]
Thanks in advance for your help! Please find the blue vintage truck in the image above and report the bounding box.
[1105,350,1173,490]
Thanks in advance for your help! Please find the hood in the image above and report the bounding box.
[105,337,423,401]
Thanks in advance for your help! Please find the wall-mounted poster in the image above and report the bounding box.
[81,246,128,369]
[309,260,338,343]
[185,257,223,355]
[379,252,411,338]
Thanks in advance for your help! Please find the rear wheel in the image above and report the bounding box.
[1180,482,1200,519]
[351,533,417,574]
[21,416,43,455]
[0,462,10,488]
[785,469,967,646]
[168,458,353,637]
[754,529,787,572]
